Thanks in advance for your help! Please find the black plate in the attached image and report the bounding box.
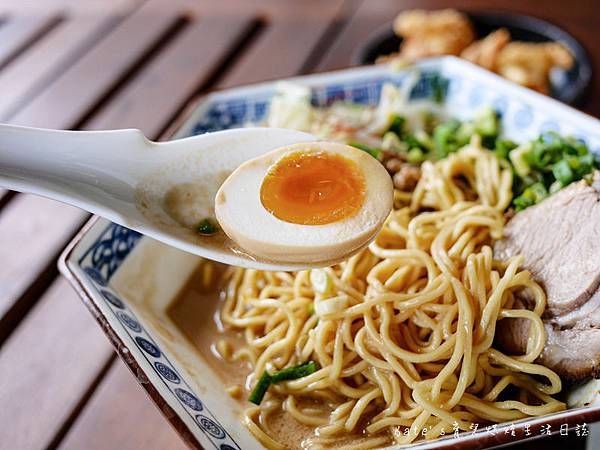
[353,12,592,106]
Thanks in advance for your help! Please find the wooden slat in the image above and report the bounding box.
[0,14,123,121]
[315,10,386,72]
[59,360,187,450]
[0,14,60,68]
[0,0,141,15]
[84,15,253,138]
[8,11,182,128]
[140,0,346,19]
[0,195,87,336]
[0,278,113,450]
[217,4,345,88]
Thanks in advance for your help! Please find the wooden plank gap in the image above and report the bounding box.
[197,14,267,88]
[0,14,64,71]
[0,278,115,450]
[158,15,266,140]
[70,15,192,131]
[0,13,128,121]
[45,352,116,450]
[0,1,143,15]
[8,12,188,129]
[156,16,264,139]
[0,195,89,346]
[300,0,363,74]
[58,359,189,450]
[83,15,261,138]
[314,0,404,73]
[215,0,346,89]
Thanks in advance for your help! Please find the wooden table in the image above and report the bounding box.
[0,1,596,449]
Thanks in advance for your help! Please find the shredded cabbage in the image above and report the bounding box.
[266,81,313,131]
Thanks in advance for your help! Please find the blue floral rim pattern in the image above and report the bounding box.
[79,223,241,450]
[191,71,446,135]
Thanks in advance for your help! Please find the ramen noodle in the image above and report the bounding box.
[212,137,564,449]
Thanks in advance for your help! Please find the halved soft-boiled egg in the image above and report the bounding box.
[214,141,393,264]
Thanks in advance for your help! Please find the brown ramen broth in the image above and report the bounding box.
[168,263,382,449]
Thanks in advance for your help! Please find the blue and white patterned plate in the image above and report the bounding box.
[60,57,600,450]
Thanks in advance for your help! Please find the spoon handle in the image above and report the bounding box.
[0,124,151,218]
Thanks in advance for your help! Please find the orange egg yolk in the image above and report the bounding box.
[260,151,366,225]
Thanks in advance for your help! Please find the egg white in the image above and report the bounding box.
[215,141,393,263]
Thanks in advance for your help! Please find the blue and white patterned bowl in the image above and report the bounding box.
[60,57,600,450]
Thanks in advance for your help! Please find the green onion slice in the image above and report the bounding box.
[248,371,272,405]
[247,361,318,405]
[196,218,218,235]
[271,361,318,384]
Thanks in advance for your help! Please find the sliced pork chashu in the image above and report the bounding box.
[494,173,600,380]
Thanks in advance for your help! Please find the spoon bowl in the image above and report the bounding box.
[0,125,328,270]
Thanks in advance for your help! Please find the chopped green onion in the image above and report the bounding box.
[529,182,549,201]
[196,218,218,235]
[549,180,562,194]
[529,140,560,170]
[348,141,381,159]
[552,159,574,186]
[494,139,518,160]
[433,120,461,158]
[314,295,349,318]
[248,371,272,405]
[575,153,594,176]
[413,129,434,151]
[386,113,405,136]
[473,107,499,138]
[509,143,532,178]
[382,131,408,153]
[572,138,589,156]
[402,133,426,151]
[248,362,318,405]
[513,195,535,211]
[513,182,548,211]
[407,148,425,164]
[509,131,599,211]
[455,122,475,147]
[310,269,332,295]
[271,361,318,384]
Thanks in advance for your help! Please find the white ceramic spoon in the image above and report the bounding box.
[0,124,320,270]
